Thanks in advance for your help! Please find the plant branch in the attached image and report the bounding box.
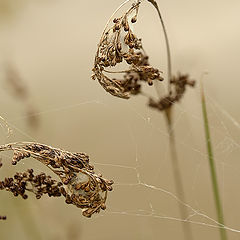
[147,1,193,239]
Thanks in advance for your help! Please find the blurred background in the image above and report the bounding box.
[0,0,240,239]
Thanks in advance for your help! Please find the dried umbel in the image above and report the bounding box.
[0,142,113,218]
[92,0,163,99]
[149,73,195,111]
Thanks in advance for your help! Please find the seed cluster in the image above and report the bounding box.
[0,142,113,218]
[148,73,195,111]
[0,169,62,200]
[92,1,163,99]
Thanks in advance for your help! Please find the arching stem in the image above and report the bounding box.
[147,0,172,94]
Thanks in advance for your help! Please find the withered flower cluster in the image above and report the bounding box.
[92,1,163,99]
[0,142,113,218]
[0,169,62,200]
[149,73,195,111]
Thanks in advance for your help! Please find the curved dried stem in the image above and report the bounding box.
[147,0,172,94]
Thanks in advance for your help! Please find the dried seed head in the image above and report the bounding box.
[149,73,196,111]
[0,142,113,218]
[92,1,163,99]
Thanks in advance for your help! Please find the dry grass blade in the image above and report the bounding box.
[0,142,114,218]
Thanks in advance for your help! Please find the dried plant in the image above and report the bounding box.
[0,169,62,199]
[149,73,195,111]
[4,63,39,128]
[92,0,163,99]
[0,142,113,218]
[5,64,28,100]
[92,1,196,239]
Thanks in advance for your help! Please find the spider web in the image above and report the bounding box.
[0,0,240,240]
[1,90,240,239]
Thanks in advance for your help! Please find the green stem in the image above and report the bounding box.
[201,82,227,240]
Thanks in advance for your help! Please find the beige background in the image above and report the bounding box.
[0,0,240,239]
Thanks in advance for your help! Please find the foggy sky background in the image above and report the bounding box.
[0,0,240,239]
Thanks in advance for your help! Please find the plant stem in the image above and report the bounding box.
[165,109,194,240]
[201,82,227,240]
[147,0,194,238]
[147,0,172,93]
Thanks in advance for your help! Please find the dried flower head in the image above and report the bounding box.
[0,169,62,200]
[92,0,163,99]
[149,73,195,111]
[0,142,113,218]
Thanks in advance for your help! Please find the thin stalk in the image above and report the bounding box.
[147,0,172,93]
[201,82,227,240]
[147,0,193,239]
[165,109,194,240]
